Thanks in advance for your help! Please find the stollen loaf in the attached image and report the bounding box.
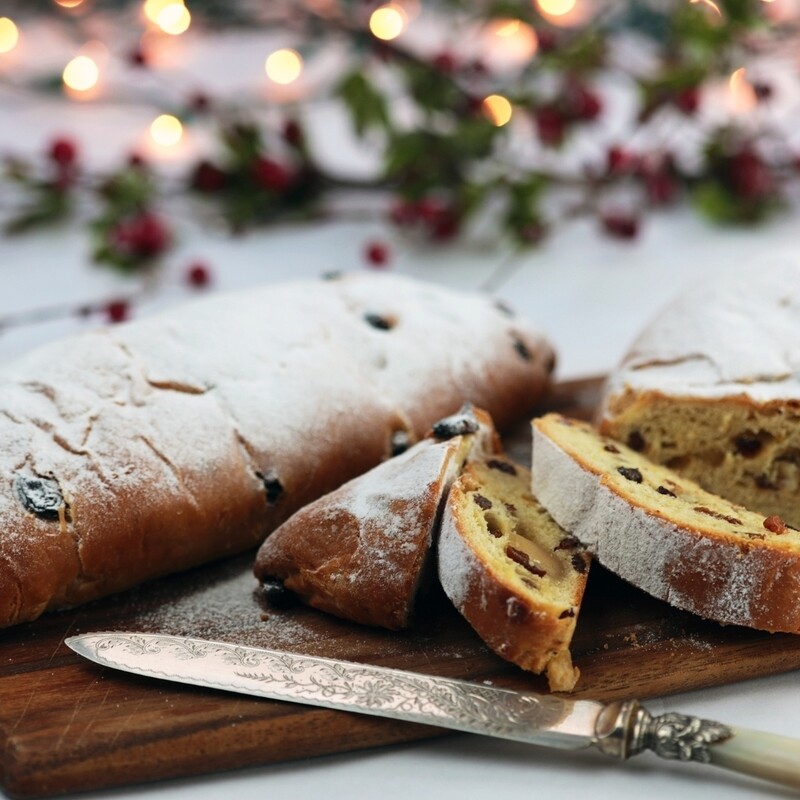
[0,272,555,628]
[599,261,800,528]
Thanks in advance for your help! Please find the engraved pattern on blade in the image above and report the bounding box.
[647,712,733,763]
[87,634,587,745]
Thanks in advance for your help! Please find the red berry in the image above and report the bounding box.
[534,106,566,146]
[129,47,148,67]
[753,81,773,102]
[567,85,602,121]
[674,87,700,115]
[191,160,226,193]
[282,119,303,147]
[253,158,293,192]
[601,213,639,240]
[416,197,444,223]
[536,30,558,53]
[186,262,212,288]
[364,241,390,267]
[729,148,773,200]
[607,146,637,175]
[113,213,170,259]
[128,152,146,168]
[432,52,456,73]
[468,59,488,76]
[106,300,130,324]
[645,172,678,205]
[48,138,77,167]
[189,92,211,113]
[388,200,418,226]
[428,207,461,241]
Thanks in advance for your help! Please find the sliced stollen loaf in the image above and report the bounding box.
[532,413,800,634]
[255,407,500,629]
[599,262,800,529]
[438,457,590,692]
[0,273,555,628]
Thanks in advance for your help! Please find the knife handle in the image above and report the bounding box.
[707,727,800,790]
[594,700,800,791]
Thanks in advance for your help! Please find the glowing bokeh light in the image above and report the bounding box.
[54,0,85,7]
[265,48,303,84]
[486,19,538,67]
[482,94,513,126]
[729,67,757,113]
[62,55,99,92]
[536,0,576,16]
[144,0,176,23]
[369,5,407,41]
[150,114,183,147]
[156,3,191,35]
[0,18,19,54]
[690,0,722,15]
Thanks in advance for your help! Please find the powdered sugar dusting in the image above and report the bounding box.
[602,261,800,408]
[532,423,800,632]
[0,271,553,625]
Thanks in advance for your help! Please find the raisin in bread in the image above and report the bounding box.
[0,272,555,628]
[599,262,800,529]
[255,407,500,629]
[532,413,800,633]
[438,457,590,692]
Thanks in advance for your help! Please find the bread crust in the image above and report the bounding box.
[255,435,472,629]
[0,274,554,628]
[438,460,588,691]
[532,414,800,633]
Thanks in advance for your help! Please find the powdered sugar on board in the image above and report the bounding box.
[127,553,488,664]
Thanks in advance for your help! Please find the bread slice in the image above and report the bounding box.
[438,457,590,692]
[599,262,800,529]
[254,407,499,630]
[532,412,800,633]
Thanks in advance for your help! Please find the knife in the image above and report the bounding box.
[66,632,800,790]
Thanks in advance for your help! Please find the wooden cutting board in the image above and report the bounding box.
[2,376,800,798]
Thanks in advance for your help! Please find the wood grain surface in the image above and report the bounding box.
[2,376,800,798]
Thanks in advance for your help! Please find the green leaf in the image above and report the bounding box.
[337,72,391,137]
[4,190,70,235]
[402,62,461,115]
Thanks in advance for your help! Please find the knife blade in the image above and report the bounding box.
[66,632,800,790]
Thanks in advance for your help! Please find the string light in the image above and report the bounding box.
[536,0,589,26]
[369,4,407,41]
[536,0,576,15]
[143,0,175,24]
[482,94,513,126]
[729,67,757,113]
[0,18,19,54]
[150,114,183,147]
[486,19,538,68]
[62,55,99,92]
[690,0,722,15]
[265,48,303,84]
[156,3,191,35]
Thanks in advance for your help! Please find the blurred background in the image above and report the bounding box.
[1,0,799,376]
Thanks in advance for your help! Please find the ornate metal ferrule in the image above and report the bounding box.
[593,700,733,763]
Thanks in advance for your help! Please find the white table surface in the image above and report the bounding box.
[2,42,800,799]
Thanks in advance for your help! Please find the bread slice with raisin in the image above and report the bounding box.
[598,262,800,529]
[532,413,800,633]
[254,407,499,630]
[438,457,590,692]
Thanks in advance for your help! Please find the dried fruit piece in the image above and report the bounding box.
[617,466,643,483]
